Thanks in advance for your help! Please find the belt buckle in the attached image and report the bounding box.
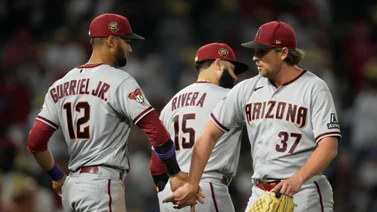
[257,180,270,191]
[259,181,267,190]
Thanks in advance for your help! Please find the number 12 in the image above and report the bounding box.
[63,101,91,139]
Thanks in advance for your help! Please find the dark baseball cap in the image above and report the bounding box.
[242,21,296,49]
[89,13,144,40]
[195,43,249,75]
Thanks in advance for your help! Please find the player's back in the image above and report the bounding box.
[160,82,243,179]
[43,64,140,172]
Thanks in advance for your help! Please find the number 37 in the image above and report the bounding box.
[275,131,302,154]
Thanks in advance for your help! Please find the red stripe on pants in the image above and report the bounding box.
[314,181,324,212]
[209,182,219,212]
[108,179,112,212]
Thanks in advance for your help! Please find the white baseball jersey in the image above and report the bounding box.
[37,63,153,172]
[159,82,243,179]
[211,70,341,180]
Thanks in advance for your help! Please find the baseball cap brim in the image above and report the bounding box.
[241,41,272,49]
[228,61,249,75]
[121,32,145,40]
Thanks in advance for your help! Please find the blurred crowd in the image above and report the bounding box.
[1,0,377,211]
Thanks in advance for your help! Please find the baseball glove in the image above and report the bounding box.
[248,190,297,212]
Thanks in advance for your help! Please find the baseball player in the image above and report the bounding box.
[163,21,341,212]
[150,43,249,212]
[26,13,200,212]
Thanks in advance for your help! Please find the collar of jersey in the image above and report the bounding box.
[269,70,307,88]
[77,63,105,68]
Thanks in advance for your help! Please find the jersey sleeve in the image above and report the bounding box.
[159,105,171,133]
[210,82,245,133]
[36,90,59,130]
[113,77,154,124]
[311,89,342,143]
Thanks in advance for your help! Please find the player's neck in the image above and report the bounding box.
[270,66,303,87]
[197,72,218,85]
[87,49,115,67]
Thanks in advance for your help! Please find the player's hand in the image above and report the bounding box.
[52,174,67,197]
[168,171,205,200]
[163,182,204,209]
[169,171,189,192]
[273,174,304,197]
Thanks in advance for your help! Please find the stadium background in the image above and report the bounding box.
[1,0,377,211]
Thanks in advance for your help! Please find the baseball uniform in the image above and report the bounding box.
[210,70,341,212]
[27,13,185,212]
[157,82,243,212]
[37,63,153,211]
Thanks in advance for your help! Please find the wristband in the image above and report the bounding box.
[46,163,64,181]
[154,140,181,175]
[162,155,181,176]
[154,142,175,160]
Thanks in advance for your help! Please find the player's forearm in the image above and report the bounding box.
[188,136,216,186]
[27,120,64,181]
[293,137,338,183]
[137,111,181,175]
[188,121,224,186]
[31,149,65,181]
[150,150,168,176]
[31,149,55,170]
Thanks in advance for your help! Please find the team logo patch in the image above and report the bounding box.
[109,22,119,33]
[128,88,145,104]
[218,48,228,57]
[255,27,262,39]
[327,113,340,129]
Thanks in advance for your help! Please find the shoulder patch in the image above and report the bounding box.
[327,113,339,129]
[128,89,145,104]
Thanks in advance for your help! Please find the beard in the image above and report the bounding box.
[219,67,235,88]
[115,45,127,67]
[259,68,269,78]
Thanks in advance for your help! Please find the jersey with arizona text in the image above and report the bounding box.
[210,70,341,180]
[37,63,153,172]
[159,82,243,179]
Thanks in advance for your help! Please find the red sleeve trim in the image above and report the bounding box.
[136,110,170,147]
[315,131,342,143]
[36,115,59,130]
[27,120,56,152]
[133,106,154,124]
[210,113,230,132]
[150,150,167,176]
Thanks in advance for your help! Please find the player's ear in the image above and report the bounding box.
[106,36,116,48]
[280,47,289,61]
[213,59,221,71]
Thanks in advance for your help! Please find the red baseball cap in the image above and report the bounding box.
[89,13,144,40]
[195,43,249,75]
[242,21,296,49]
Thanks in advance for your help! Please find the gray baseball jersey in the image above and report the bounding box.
[158,82,243,212]
[211,70,341,180]
[37,63,153,172]
[159,82,243,178]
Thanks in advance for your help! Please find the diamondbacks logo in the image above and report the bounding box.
[128,89,145,104]
[255,27,262,39]
[218,48,228,57]
[109,22,119,33]
[327,113,340,129]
